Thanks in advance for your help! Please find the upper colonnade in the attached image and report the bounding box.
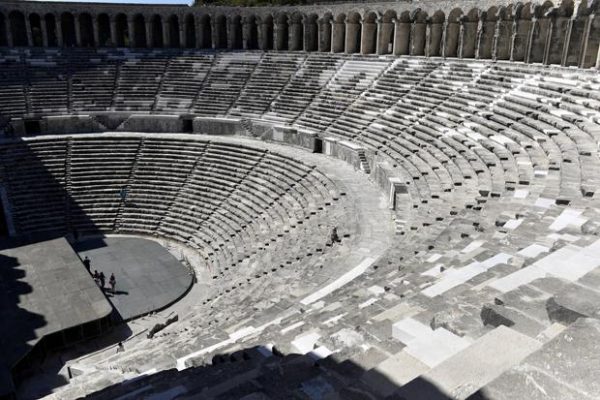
[0,0,599,68]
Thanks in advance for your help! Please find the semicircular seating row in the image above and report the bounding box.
[0,136,350,291]
[10,50,600,398]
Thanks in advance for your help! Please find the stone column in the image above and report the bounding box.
[492,18,501,60]
[458,18,465,58]
[257,19,266,50]
[474,19,483,58]
[542,17,554,65]
[25,15,33,46]
[226,17,233,49]
[409,21,416,55]
[128,18,135,47]
[195,18,202,49]
[41,17,49,47]
[441,21,448,57]
[211,18,218,48]
[76,14,83,47]
[561,18,574,66]
[424,19,432,57]
[179,16,186,48]
[524,17,536,63]
[329,20,336,53]
[509,19,518,61]
[359,21,365,54]
[92,15,100,47]
[146,19,153,48]
[242,17,250,49]
[57,15,64,47]
[4,16,12,47]
[579,14,594,67]
[162,20,170,47]
[109,16,117,47]
[375,19,383,54]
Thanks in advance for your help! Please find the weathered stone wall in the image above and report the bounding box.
[0,0,598,67]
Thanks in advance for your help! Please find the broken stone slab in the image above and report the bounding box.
[480,304,515,328]
[546,283,600,324]
[472,318,600,400]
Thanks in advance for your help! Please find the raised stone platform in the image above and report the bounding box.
[0,237,112,398]
[72,237,193,321]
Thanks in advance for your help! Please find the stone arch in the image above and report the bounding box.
[79,13,94,47]
[429,10,445,56]
[581,0,600,67]
[244,15,258,50]
[151,15,164,47]
[361,11,378,54]
[132,14,146,48]
[115,13,129,47]
[496,7,513,60]
[318,13,332,52]
[548,0,575,64]
[97,13,111,47]
[461,8,479,58]
[275,13,288,50]
[512,3,533,61]
[411,9,428,55]
[0,13,7,47]
[168,15,180,47]
[304,13,318,52]
[214,15,227,48]
[199,15,211,48]
[9,11,27,46]
[529,1,555,63]
[480,7,498,59]
[185,14,195,48]
[379,10,396,55]
[394,11,411,55]
[230,15,243,49]
[289,12,303,51]
[345,11,361,54]
[445,8,462,57]
[259,15,274,50]
[332,13,346,53]
[29,13,43,47]
[61,12,77,47]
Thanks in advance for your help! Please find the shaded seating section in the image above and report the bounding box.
[69,49,118,112]
[1,49,600,400]
[25,50,69,115]
[229,52,306,117]
[0,139,67,234]
[112,51,169,111]
[0,135,342,284]
[154,52,214,112]
[191,52,263,116]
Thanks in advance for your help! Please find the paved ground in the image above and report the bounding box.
[0,237,111,398]
[72,237,193,321]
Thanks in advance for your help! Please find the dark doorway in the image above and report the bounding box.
[182,118,194,133]
[314,137,323,153]
[0,196,9,237]
[24,120,41,135]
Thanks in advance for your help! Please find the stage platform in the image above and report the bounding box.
[1,235,193,398]
[0,237,112,398]
[72,237,193,321]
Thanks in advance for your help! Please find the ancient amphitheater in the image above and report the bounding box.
[0,0,599,399]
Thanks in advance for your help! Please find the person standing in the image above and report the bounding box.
[83,256,91,273]
[109,273,116,294]
[99,272,106,289]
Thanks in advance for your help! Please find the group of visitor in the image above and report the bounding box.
[83,256,117,294]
